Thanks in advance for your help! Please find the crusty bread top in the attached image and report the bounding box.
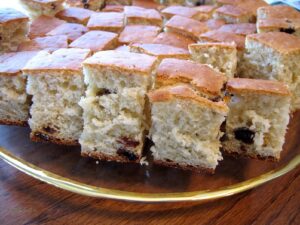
[152,32,195,50]
[214,5,251,17]
[218,23,256,36]
[0,8,28,24]
[227,78,290,96]
[83,50,157,75]
[246,32,300,54]
[29,15,66,39]
[205,19,226,30]
[23,48,91,73]
[132,0,163,10]
[258,5,300,19]
[257,18,300,29]
[161,6,200,19]
[0,51,40,75]
[156,58,226,97]
[101,5,124,12]
[148,85,229,113]
[124,6,162,21]
[47,23,88,42]
[55,7,94,25]
[165,15,209,39]
[194,5,217,13]
[200,30,245,50]
[87,12,124,30]
[189,42,237,50]
[130,43,189,58]
[70,30,118,52]
[119,25,161,44]
[18,35,68,52]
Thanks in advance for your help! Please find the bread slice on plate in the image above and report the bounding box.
[222,78,291,160]
[189,42,237,78]
[80,50,157,163]
[148,85,228,173]
[0,8,29,53]
[23,48,91,146]
[0,51,39,126]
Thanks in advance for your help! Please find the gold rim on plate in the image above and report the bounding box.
[0,147,299,202]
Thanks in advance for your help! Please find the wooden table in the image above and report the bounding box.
[0,158,299,225]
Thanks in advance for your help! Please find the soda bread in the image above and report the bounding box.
[189,42,237,78]
[87,12,125,33]
[242,32,300,111]
[132,0,164,10]
[194,5,218,21]
[80,50,157,162]
[213,5,254,24]
[69,31,119,53]
[106,0,132,6]
[124,6,163,27]
[257,5,300,20]
[46,23,88,42]
[118,25,161,44]
[23,48,91,145]
[152,32,195,50]
[101,5,124,12]
[55,7,94,25]
[161,6,203,20]
[148,85,228,172]
[19,0,64,18]
[257,19,300,38]
[65,0,105,11]
[18,35,68,52]
[0,51,39,126]
[218,23,256,36]
[222,78,291,160]
[0,8,29,53]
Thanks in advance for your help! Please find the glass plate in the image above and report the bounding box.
[0,0,299,203]
[1,111,299,202]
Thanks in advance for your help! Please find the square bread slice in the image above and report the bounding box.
[213,5,254,24]
[124,6,162,27]
[0,8,29,53]
[23,48,91,145]
[46,23,88,43]
[222,78,291,160]
[148,85,228,173]
[19,0,64,18]
[87,12,125,33]
[217,23,257,36]
[242,32,300,111]
[161,5,203,20]
[28,15,66,39]
[80,50,157,163]
[0,51,39,126]
[55,7,95,25]
[69,30,118,53]
[194,5,218,21]
[155,58,227,101]
[17,35,68,52]
[130,43,190,62]
[257,5,300,20]
[118,25,161,45]
[189,42,237,78]
[132,0,163,10]
[257,19,300,38]
[152,32,196,50]
[65,0,105,11]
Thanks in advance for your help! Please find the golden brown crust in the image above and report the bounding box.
[154,160,215,174]
[0,8,29,24]
[46,23,88,42]
[205,19,226,30]
[132,0,164,10]
[81,150,141,163]
[29,15,66,39]
[130,43,190,60]
[214,5,251,18]
[0,51,40,75]
[148,85,229,113]
[18,35,68,52]
[161,5,200,20]
[258,5,300,19]
[55,7,95,25]
[199,30,245,50]
[257,18,300,30]
[227,78,290,96]
[23,48,91,73]
[189,42,237,50]
[69,30,118,52]
[0,119,28,127]
[218,23,257,36]
[118,25,161,45]
[30,132,79,146]
[155,58,226,97]
[124,6,162,27]
[152,32,195,50]
[83,50,157,75]
[101,5,124,12]
[246,32,300,54]
[87,12,124,33]
[165,15,209,41]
